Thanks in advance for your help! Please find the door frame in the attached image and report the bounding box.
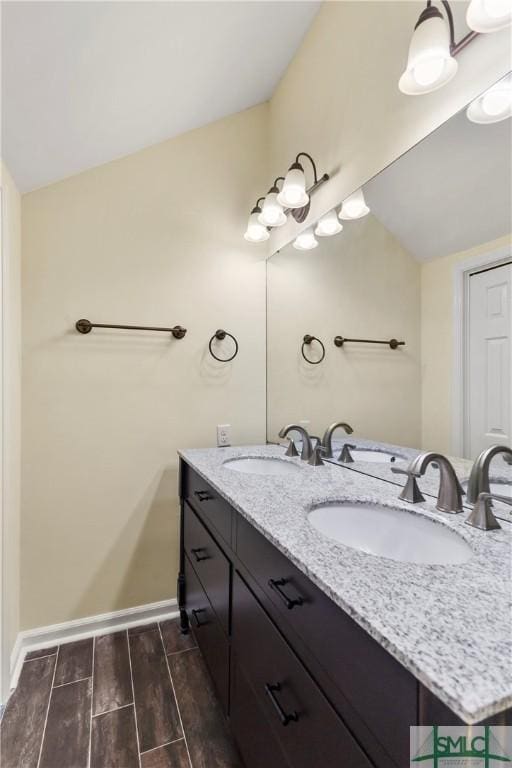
[452,244,512,458]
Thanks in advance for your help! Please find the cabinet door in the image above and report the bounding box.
[185,555,229,714]
[184,502,230,634]
[232,571,374,768]
[231,661,291,768]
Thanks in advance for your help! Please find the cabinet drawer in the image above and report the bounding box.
[185,555,229,714]
[184,502,230,634]
[232,571,373,768]
[236,514,416,767]
[181,462,232,545]
[231,662,291,768]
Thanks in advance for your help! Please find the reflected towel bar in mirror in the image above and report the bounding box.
[334,335,405,350]
[75,318,187,339]
[302,334,326,364]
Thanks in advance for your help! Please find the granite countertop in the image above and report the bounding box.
[324,437,512,521]
[178,443,512,724]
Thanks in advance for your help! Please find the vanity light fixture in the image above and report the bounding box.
[278,158,309,209]
[339,188,370,220]
[277,152,329,217]
[466,0,512,32]
[293,227,318,251]
[244,151,329,242]
[244,197,270,243]
[466,74,512,123]
[258,178,288,228]
[399,2,459,95]
[315,209,343,237]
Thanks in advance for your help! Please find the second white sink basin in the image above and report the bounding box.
[223,457,301,476]
[308,502,472,564]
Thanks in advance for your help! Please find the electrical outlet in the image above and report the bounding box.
[217,424,231,447]
[299,420,310,430]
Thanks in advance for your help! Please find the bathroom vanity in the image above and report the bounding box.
[178,445,512,768]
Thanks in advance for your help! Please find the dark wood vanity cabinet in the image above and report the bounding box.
[178,460,509,768]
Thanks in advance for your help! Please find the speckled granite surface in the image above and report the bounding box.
[179,444,512,724]
[324,437,512,521]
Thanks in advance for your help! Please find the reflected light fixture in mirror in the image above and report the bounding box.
[315,210,343,237]
[339,188,370,220]
[466,0,512,31]
[259,178,287,227]
[293,227,318,250]
[399,3,457,95]
[467,74,512,123]
[244,198,270,242]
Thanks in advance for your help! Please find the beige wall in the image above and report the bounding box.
[267,214,421,447]
[21,104,268,630]
[421,233,512,456]
[268,1,511,253]
[1,161,22,699]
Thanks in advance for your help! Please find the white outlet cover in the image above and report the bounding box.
[217,424,231,447]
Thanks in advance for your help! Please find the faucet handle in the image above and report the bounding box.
[284,438,299,458]
[504,454,512,466]
[338,444,356,463]
[308,445,327,467]
[391,467,425,504]
[465,492,507,531]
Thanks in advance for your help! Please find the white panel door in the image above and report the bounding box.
[468,262,512,459]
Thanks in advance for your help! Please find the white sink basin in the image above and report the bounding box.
[308,502,472,564]
[348,449,402,463]
[223,457,301,476]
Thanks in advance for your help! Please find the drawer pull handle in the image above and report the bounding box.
[194,490,213,502]
[191,547,211,562]
[265,683,298,726]
[192,608,208,628]
[269,578,303,610]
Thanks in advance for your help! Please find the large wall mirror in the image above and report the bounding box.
[266,77,512,519]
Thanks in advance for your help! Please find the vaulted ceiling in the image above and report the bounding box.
[2,1,320,192]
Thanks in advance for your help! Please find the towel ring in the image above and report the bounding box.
[209,329,239,362]
[301,334,325,365]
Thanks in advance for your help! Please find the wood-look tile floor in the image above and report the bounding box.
[0,619,244,768]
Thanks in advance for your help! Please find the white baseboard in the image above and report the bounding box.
[8,597,179,697]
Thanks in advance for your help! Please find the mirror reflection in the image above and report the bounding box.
[267,89,512,519]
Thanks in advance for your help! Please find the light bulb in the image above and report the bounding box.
[339,189,370,220]
[258,192,287,227]
[244,209,269,243]
[277,164,309,209]
[482,89,511,115]
[467,0,512,32]
[412,57,446,87]
[293,227,318,251]
[467,76,512,124]
[399,6,458,95]
[315,210,343,237]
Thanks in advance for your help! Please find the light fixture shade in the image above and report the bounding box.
[398,9,458,95]
[277,165,309,209]
[258,192,287,227]
[244,210,269,243]
[339,189,370,220]
[467,0,512,32]
[467,76,512,123]
[293,227,318,251]
[315,210,343,237]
